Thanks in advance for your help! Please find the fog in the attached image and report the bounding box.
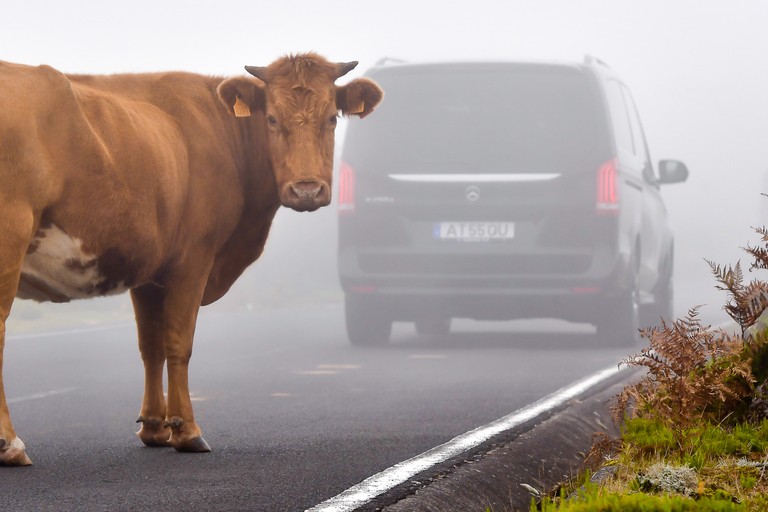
[3,1,767,333]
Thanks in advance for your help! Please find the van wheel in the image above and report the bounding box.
[640,261,673,329]
[415,318,451,337]
[345,295,392,346]
[596,290,641,347]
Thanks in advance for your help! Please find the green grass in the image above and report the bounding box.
[538,490,747,511]
[532,417,768,512]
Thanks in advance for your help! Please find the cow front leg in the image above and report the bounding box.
[0,205,34,466]
[131,284,171,447]
[0,321,32,467]
[162,266,212,453]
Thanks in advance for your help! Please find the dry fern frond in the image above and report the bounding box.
[709,225,768,336]
[613,213,768,434]
[745,226,768,272]
[584,432,622,472]
[709,261,768,335]
[613,307,754,428]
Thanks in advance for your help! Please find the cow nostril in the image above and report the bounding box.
[282,181,331,211]
[290,182,323,199]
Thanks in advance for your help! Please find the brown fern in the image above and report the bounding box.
[709,259,768,336]
[745,226,768,272]
[708,225,768,336]
[613,215,768,429]
[584,432,622,472]
[613,307,754,428]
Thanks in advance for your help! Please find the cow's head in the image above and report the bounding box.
[217,53,383,212]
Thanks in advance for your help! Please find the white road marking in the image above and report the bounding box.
[7,387,78,404]
[305,364,623,512]
[6,322,134,342]
[209,346,300,364]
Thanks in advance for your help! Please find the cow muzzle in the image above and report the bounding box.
[281,180,331,212]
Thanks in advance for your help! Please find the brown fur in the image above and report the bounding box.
[0,53,382,464]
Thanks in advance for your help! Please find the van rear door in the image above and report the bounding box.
[339,63,613,279]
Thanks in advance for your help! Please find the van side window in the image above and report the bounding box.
[621,85,655,180]
[605,80,634,165]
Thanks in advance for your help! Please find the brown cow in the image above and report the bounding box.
[0,53,383,465]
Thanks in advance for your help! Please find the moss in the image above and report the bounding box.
[533,417,768,512]
[622,418,677,452]
[536,489,745,511]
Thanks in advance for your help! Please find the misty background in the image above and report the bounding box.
[2,1,766,332]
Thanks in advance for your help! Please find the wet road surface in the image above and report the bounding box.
[0,304,635,511]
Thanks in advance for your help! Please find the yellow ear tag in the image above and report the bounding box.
[349,99,365,115]
[233,96,251,117]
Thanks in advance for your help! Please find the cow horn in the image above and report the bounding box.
[245,66,268,82]
[336,61,358,79]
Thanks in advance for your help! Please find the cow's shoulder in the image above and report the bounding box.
[0,61,80,114]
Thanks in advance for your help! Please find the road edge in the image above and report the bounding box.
[307,363,642,512]
[377,366,642,512]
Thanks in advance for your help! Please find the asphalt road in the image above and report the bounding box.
[0,304,635,511]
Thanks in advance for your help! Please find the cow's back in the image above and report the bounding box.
[0,63,253,302]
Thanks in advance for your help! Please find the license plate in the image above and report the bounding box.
[433,222,515,241]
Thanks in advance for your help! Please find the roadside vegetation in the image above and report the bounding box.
[532,221,768,511]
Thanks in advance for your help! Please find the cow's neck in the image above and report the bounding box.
[201,116,281,306]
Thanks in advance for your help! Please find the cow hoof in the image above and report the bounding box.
[172,435,211,453]
[136,417,172,447]
[0,437,33,466]
[137,427,172,447]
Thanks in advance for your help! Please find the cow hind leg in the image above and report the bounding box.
[0,204,35,466]
[131,284,172,447]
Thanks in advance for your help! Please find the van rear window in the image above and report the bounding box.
[343,65,603,174]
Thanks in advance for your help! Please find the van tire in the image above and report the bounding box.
[597,289,641,347]
[345,295,392,346]
[641,258,674,329]
[415,318,451,337]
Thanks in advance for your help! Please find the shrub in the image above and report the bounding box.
[614,224,768,429]
[613,308,753,428]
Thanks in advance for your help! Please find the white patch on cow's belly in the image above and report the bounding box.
[18,224,128,302]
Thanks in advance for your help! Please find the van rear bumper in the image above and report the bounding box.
[338,245,633,324]
[342,287,626,324]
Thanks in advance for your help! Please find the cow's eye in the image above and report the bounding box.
[329,115,338,126]
[267,115,278,127]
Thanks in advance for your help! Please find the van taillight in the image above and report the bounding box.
[596,158,619,215]
[338,161,355,215]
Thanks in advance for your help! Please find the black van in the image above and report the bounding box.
[337,57,688,345]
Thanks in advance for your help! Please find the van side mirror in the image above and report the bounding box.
[658,160,689,184]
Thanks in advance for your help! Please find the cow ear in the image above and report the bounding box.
[336,78,383,119]
[217,77,266,117]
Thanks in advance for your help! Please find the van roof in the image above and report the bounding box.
[364,56,619,81]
